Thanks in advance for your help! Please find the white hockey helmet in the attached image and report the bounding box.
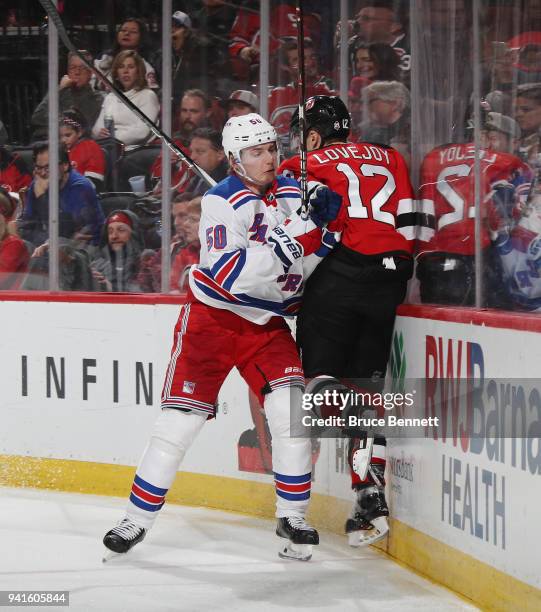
[222,113,277,165]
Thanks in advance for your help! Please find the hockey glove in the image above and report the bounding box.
[309,186,342,227]
[489,181,517,237]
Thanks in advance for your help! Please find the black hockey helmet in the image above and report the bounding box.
[290,95,351,149]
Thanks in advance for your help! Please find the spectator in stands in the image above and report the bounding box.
[170,196,201,293]
[0,146,32,193]
[224,90,258,118]
[90,209,145,292]
[94,18,158,91]
[481,112,521,155]
[191,1,237,96]
[351,41,401,82]
[152,127,226,196]
[137,192,197,293]
[171,192,194,248]
[514,83,541,163]
[515,43,541,85]
[0,187,29,289]
[358,81,410,159]
[60,109,106,191]
[348,41,402,133]
[176,89,212,146]
[150,90,211,193]
[484,43,516,116]
[338,1,410,77]
[189,128,227,190]
[152,11,202,103]
[229,1,320,83]
[170,11,199,100]
[31,50,104,142]
[17,141,104,250]
[269,39,336,155]
[276,39,334,90]
[92,50,160,149]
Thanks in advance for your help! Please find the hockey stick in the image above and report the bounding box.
[38,0,216,188]
[295,0,308,214]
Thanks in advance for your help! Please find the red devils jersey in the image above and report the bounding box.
[171,242,200,292]
[0,152,31,193]
[418,143,533,255]
[151,140,194,192]
[269,81,336,140]
[69,139,106,183]
[279,143,416,256]
[229,5,320,58]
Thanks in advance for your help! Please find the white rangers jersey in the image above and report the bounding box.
[188,174,337,324]
[496,217,541,311]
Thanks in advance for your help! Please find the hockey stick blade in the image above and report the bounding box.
[38,0,216,188]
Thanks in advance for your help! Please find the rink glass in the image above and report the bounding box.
[0,0,540,312]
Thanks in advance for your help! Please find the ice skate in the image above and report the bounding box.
[345,485,389,547]
[276,516,319,561]
[102,518,146,561]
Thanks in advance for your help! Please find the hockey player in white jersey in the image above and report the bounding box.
[493,192,541,311]
[102,113,341,561]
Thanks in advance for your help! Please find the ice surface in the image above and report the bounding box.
[0,487,477,611]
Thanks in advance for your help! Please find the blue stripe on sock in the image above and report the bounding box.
[274,472,311,484]
[276,490,311,501]
[134,474,168,496]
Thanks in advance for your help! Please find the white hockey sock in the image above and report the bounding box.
[264,386,312,519]
[126,408,206,529]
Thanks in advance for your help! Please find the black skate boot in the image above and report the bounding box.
[346,485,389,547]
[276,517,319,561]
[103,518,146,558]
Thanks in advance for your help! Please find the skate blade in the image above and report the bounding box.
[102,548,126,563]
[348,516,389,548]
[278,541,313,561]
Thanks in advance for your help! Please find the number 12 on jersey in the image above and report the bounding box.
[336,162,396,226]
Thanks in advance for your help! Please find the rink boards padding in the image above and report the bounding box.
[0,454,350,526]
[0,292,540,611]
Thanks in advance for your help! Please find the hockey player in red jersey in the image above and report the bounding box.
[280,95,416,547]
[103,113,342,561]
[416,115,533,307]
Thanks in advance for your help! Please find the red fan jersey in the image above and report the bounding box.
[229,5,320,58]
[69,139,106,184]
[279,142,416,256]
[418,142,533,255]
[268,81,336,141]
[171,242,200,292]
[151,140,194,193]
[0,151,31,193]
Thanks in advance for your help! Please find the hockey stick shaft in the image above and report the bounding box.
[38,0,216,188]
[296,0,308,213]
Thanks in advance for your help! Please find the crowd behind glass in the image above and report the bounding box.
[1,0,541,313]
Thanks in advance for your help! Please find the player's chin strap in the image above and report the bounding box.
[38,0,216,189]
